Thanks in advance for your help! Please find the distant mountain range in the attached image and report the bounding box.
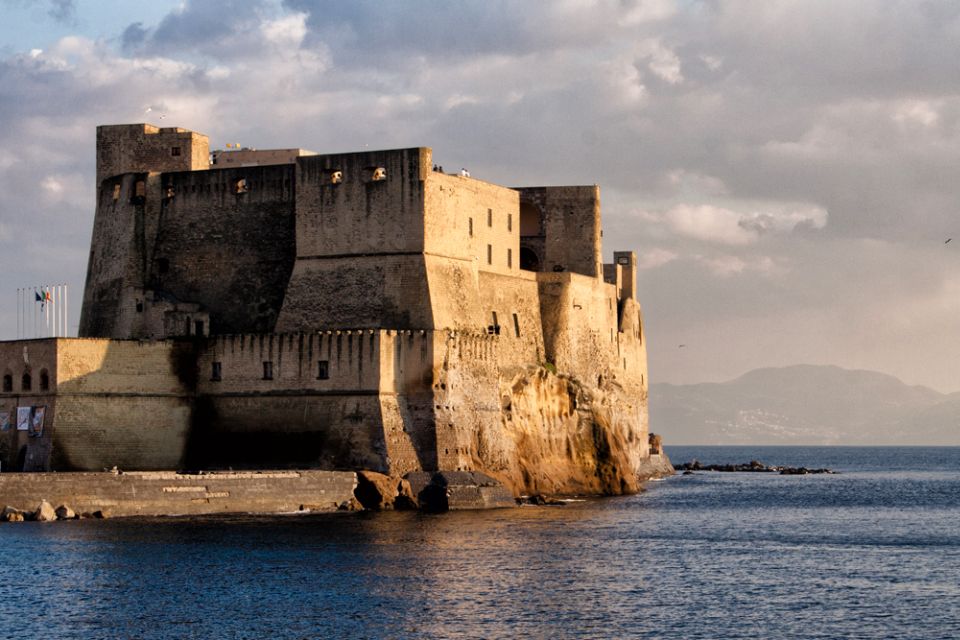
[650,365,960,445]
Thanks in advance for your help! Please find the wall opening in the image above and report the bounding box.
[487,244,492,265]
[157,257,170,274]
[512,313,521,338]
[507,248,513,268]
[2,373,12,392]
[211,362,222,381]
[171,146,181,157]
[39,369,49,392]
[520,202,541,235]
[194,320,205,337]
[487,208,493,227]
[317,360,329,380]
[21,373,31,392]
[469,217,473,237]
[112,184,121,201]
[263,361,274,380]
[508,213,513,232]
[519,247,540,271]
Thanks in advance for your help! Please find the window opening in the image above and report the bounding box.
[2,374,12,392]
[171,146,181,157]
[21,373,31,391]
[487,208,493,227]
[487,244,492,265]
[507,248,513,268]
[263,361,274,380]
[194,320,204,336]
[39,370,49,392]
[508,213,513,231]
[157,258,169,274]
[112,184,121,201]
[317,360,330,380]
[469,217,473,237]
[211,362,222,381]
[512,313,521,338]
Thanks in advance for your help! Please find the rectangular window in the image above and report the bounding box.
[469,217,473,237]
[487,244,492,264]
[263,361,273,380]
[112,184,121,201]
[507,248,512,268]
[508,213,513,232]
[171,146,181,157]
[491,311,499,334]
[211,362,222,381]
[512,313,521,338]
[317,360,329,380]
[194,320,205,336]
[487,208,493,227]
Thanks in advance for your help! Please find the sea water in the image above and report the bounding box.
[0,447,957,639]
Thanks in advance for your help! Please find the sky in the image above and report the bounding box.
[1,0,959,392]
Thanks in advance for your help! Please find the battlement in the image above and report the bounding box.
[96,123,209,187]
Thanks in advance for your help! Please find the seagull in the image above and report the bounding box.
[678,344,686,348]
[947,238,953,244]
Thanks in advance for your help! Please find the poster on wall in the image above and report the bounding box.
[29,406,45,437]
[16,406,32,431]
[0,411,9,431]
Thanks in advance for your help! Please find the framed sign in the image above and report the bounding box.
[16,406,31,431]
[29,406,45,437]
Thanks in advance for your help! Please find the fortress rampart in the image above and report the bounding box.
[1,123,662,497]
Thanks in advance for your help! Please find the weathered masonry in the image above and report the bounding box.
[0,123,656,496]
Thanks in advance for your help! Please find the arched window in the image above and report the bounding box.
[39,369,50,392]
[21,373,31,392]
[2,372,12,392]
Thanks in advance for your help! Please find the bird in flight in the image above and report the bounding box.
[947,238,952,244]
[678,344,686,348]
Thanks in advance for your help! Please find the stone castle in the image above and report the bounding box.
[0,123,664,496]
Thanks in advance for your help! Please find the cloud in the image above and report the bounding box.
[637,248,678,270]
[655,203,827,245]
[47,0,74,24]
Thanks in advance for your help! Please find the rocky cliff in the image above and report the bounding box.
[458,365,669,496]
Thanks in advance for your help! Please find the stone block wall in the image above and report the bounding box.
[96,124,208,188]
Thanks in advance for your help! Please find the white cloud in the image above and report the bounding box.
[637,248,678,270]
[659,203,827,245]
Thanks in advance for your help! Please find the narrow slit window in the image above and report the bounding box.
[263,361,273,380]
[487,208,493,227]
[512,313,521,338]
[317,360,329,380]
[211,362,222,381]
[39,370,49,392]
[507,248,512,268]
[508,213,513,231]
[487,244,492,265]
[469,217,473,237]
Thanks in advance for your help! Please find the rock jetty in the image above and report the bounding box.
[675,459,835,475]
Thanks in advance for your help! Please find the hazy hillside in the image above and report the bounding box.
[651,365,959,445]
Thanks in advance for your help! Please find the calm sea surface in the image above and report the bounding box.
[1,446,958,639]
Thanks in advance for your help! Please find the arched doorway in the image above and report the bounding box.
[520,247,541,271]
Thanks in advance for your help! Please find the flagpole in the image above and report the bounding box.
[65,284,69,337]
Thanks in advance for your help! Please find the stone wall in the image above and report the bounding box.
[96,124,208,188]
[516,186,603,278]
[0,469,356,517]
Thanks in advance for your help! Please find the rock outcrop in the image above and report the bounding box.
[460,366,667,497]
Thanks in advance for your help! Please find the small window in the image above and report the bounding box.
[512,313,521,338]
[487,208,493,227]
[157,258,169,274]
[132,180,146,203]
[263,361,273,380]
[491,311,498,330]
[2,374,12,392]
[317,360,329,380]
[136,300,144,313]
[487,244,492,265]
[22,373,31,392]
[194,320,204,337]
[469,217,473,237]
[211,362,222,381]
[171,146,181,157]
[236,178,249,193]
[508,213,513,232]
[39,370,49,392]
[112,184,121,201]
[507,248,512,268]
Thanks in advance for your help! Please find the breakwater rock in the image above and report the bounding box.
[675,460,836,475]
